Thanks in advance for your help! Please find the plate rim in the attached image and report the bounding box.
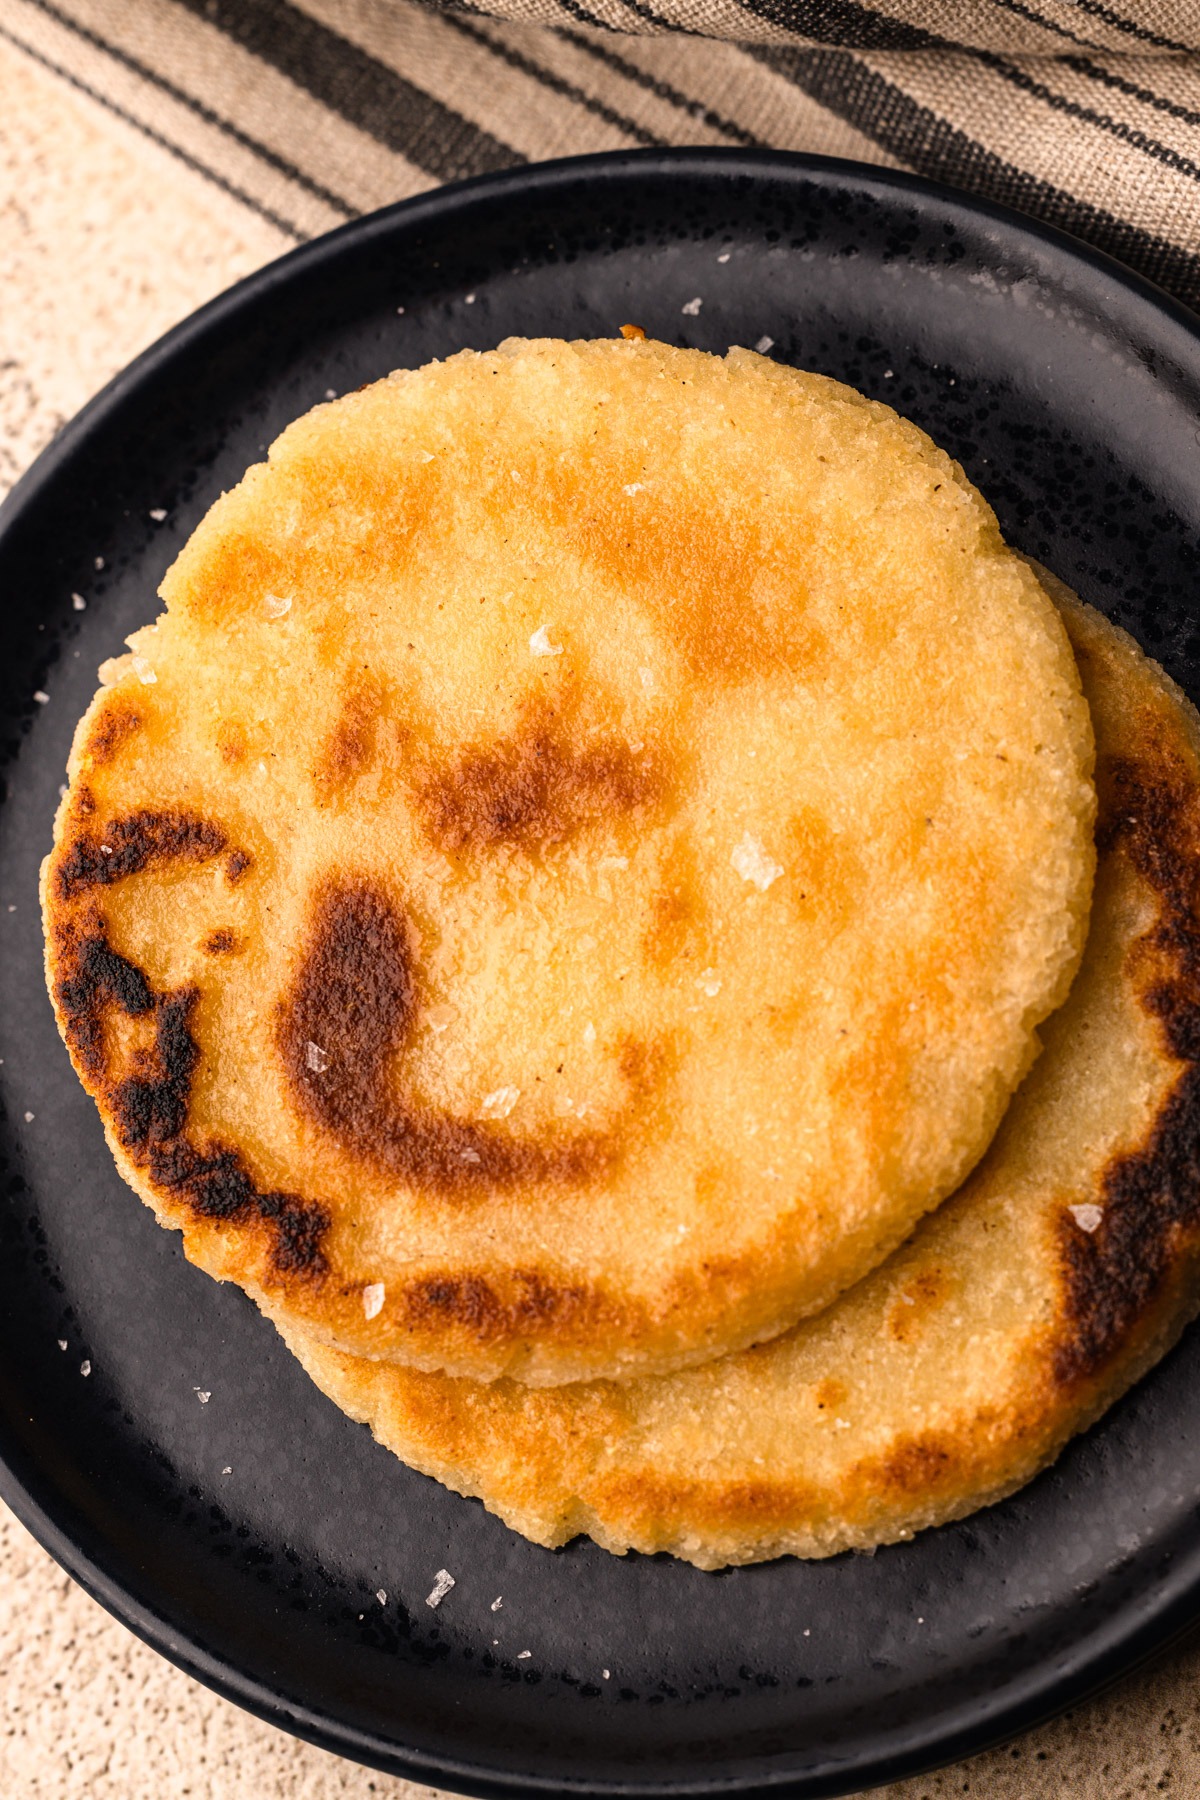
[4,144,1200,1799]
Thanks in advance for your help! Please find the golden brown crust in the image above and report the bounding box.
[312,679,382,804]
[83,697,143,768]
[274,597,1200,1567]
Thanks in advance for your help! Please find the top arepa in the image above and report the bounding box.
[42,336,1095,1385]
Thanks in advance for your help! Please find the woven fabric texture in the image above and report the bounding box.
[3,0,1200,304]
[425,0,1200,51]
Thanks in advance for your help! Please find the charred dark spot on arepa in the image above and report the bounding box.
[203,928,240,955]
[416,711,663,852]
[1055,738,1200,1387]
[55,808,229,900]
[52,914,328,1280]
[876,1433,956,1496]
[54,914,154,1078]
[83,700,142,768]
[403,1268,596,1339]
[225,848,253,883]
[49,811,327,1281]
[313,679,381,803]
[108,986,200,1148]
[276,877,616,1194]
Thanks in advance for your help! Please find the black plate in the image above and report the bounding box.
[4,150,1200,1800]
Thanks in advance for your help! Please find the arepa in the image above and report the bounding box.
[274,593,1200,1565]
[42,337,1094,1384]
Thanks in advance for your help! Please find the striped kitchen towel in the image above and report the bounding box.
[3,0,1200,306]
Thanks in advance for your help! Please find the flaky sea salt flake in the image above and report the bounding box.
[305,1040,330,1073]
[697,969,721,997]
[149,507,168,522]
[426,1569,455,1608]
[517,1651,531,1660]
[57,1339,67,1351]
[33,691,49,705]
[195,1388,211,1404]
[481,1085,520,1119]
[131,656,157,685]
[491,1596,503,1611]
[460,1147,481,1164]
[377,1589,388,1605]
[623,483,643,496]
[731,832,783,891]
[1069,1203,1104,1233]
[263,592,292,620]
[681,296,703,316]
[363,1282,385,1320]
[80,1360,91,1377]
[583,1021,597,1046]
[23,1112,34,1123]
[71,592,86,610]
[529,624,562,657]
[755,335,775,354]
[425,1003,457,1033]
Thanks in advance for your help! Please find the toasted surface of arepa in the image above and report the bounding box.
[273,594,1200,1564]
[42,337,1094,1384]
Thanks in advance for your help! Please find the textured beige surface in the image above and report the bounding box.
[6,22,1200,1798]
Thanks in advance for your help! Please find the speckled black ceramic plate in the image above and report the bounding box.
[4,151,1200,1799]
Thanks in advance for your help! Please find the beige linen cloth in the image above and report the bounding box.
[5,2,1200,1795]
